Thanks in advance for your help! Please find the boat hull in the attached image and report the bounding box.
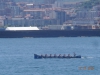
[34,54,81,59]
[0,29,100,38]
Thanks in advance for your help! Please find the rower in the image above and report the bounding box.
[45,54,48,58]
[54,54,57,58]
[74,52,76,57]
[63,54,66,58]
[50,54,52,58]
[58,54,61,58]
[68,54,70,57]
[41,54,44,58]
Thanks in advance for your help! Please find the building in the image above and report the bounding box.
[53,1,63,8]
[4,18,59,27]
[63,2,77,9]
[11,6,21,17]
[4,18,25,26]
[0,0,15,16]
[76,10,99,19]
[93,5,100,11]
[0,19,4,26]
[0,0,6,16]
[44,0,56,4]
[72,18,96,25]
[26,4,34,9]
[23,9,45,19]
[55,10,67,24]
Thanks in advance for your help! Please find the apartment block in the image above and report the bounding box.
[72,18,96,25]
[23,9,45,19]
[44,0,56,4]
[76,10,99,19]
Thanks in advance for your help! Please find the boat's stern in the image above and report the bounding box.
[34,54,42,59]
[75,55,81,58]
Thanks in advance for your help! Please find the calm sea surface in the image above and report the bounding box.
[15,0,88,3]
[0,37,100,75]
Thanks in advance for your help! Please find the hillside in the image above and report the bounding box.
[81,0,100,9]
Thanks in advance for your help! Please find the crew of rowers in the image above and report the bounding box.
[40,53,76,58]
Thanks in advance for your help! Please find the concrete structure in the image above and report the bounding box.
[76,10,99,19]
[4,18,25,26]
[0,0,6,16]
[4,18,59,27]
[11,6,21,17]
[0,19,4,26]
[48,25,62,30]
[93,5,100,11]
[72,18,96,25]
[23,9,45,19]
[0,0,15,16]
[63,2,77,9]
[44,0,56,4]
[55,10,67,24]
[53,1,63,8]
[26,4,34,9]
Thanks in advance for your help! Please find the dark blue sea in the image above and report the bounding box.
[0,37,100,75]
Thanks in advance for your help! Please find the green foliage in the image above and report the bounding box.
[81,0,100,9]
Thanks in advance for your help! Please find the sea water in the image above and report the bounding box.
[15,0,88,3]
[0,37,100,75]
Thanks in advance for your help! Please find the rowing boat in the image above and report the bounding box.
[34,54,81,59]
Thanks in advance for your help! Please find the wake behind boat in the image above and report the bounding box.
[34,54,81,59]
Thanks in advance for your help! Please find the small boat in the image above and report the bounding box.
[34,54,81,59]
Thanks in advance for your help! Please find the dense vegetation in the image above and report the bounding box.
[81,0,100,9]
